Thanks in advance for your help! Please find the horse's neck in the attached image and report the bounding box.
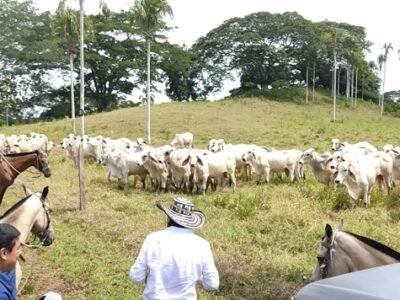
[336,232,398,270]
[0,199,39,242]
[6,154,36,173]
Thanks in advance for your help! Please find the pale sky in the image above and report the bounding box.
[34,0,400,99]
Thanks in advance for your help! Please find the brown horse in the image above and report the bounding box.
[0,151,51,204]
[311,221,400,281]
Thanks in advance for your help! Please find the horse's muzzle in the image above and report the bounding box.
[42,231,55,246]
[43,168,51,177]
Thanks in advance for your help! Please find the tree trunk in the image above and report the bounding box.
[79,0,86,210]
[337,67,340,96]
[70,54,76,134]
[332,45,337,122]
[312,61,315,102]
[355,67,358,106]
[378,68,383,107]
[346,63,350,100]
[146,39,151,145]
[350,66,354,106]
[380,61,387,119]
[305,63,309,104]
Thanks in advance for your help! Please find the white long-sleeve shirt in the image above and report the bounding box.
[129,226,219,300]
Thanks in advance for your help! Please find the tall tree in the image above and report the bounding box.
[0,0,63,120]
[380,42,392,119]
[56,2,93,133]
[84,13,142,111]
[377,54,384,107]
[131,0,173,145]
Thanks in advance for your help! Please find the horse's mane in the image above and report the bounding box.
[345,231,400,261]
[0,194,32,218]
[3,151,38,157]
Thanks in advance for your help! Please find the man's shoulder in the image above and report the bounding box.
[145,228,170,241]
[192,234,211,246]
[147,228,208,241]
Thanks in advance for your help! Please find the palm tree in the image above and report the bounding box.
[56,3,80,133]
[380,43,393,119]
[377,54,384,107]
[131,0,173,145]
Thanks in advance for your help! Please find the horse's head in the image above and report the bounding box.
[35,151,51,178]
[28,186,55,246]
[311,221,346,281]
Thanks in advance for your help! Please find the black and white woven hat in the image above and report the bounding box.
[156,197,206,229]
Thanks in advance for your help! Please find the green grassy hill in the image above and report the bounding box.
[3,97,400,300]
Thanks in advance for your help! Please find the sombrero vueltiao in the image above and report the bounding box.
[156,197,206,229]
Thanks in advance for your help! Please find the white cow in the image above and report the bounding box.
[209,141,257,180]
[181,151,210,195]
[170,132,193,149]
[137,148,171,192]
[331,139,377,154]
[186,150,237,193]
[298,149,336,185]
[164,148,193,192]
[242,148,301,183]
[382,146,400,183]
[334,158,378,207]
[99,150,148,192]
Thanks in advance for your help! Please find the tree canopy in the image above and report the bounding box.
[0,2,385,122]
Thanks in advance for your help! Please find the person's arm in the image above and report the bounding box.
[201,243,220,291]
[129,238,149,284]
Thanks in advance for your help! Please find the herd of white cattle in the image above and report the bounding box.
[1,131,399,208]
[56,132,400,208]
[0,132,54,154]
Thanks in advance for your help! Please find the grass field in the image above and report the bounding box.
[2,95,400,299]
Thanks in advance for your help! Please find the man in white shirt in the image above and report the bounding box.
[129,197,220,300]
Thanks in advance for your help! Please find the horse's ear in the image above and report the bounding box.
[41,186,49,201]
[22,184,33,196]
[325,224,333,238]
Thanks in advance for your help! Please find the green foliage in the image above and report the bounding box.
[384,102,400,118]
[159,43,198,101]
[192,11,377,99]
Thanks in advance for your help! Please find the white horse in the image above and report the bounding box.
[0,186,55,288]
[311,221,400,281]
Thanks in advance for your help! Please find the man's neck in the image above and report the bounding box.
[0,263,10,273]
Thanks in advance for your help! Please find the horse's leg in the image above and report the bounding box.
[141,174,146,189]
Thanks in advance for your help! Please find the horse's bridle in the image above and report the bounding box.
[317,240,332,279]
[35,151,50,174]
[317,229,340,280]
[22,202,52,249]
[0,151,49,177]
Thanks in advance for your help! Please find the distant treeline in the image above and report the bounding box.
[0,1,391,122]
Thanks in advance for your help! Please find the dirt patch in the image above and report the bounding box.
[18,251,74,300]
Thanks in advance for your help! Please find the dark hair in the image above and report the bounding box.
[167,217,185,228]
[0,224,21,252]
